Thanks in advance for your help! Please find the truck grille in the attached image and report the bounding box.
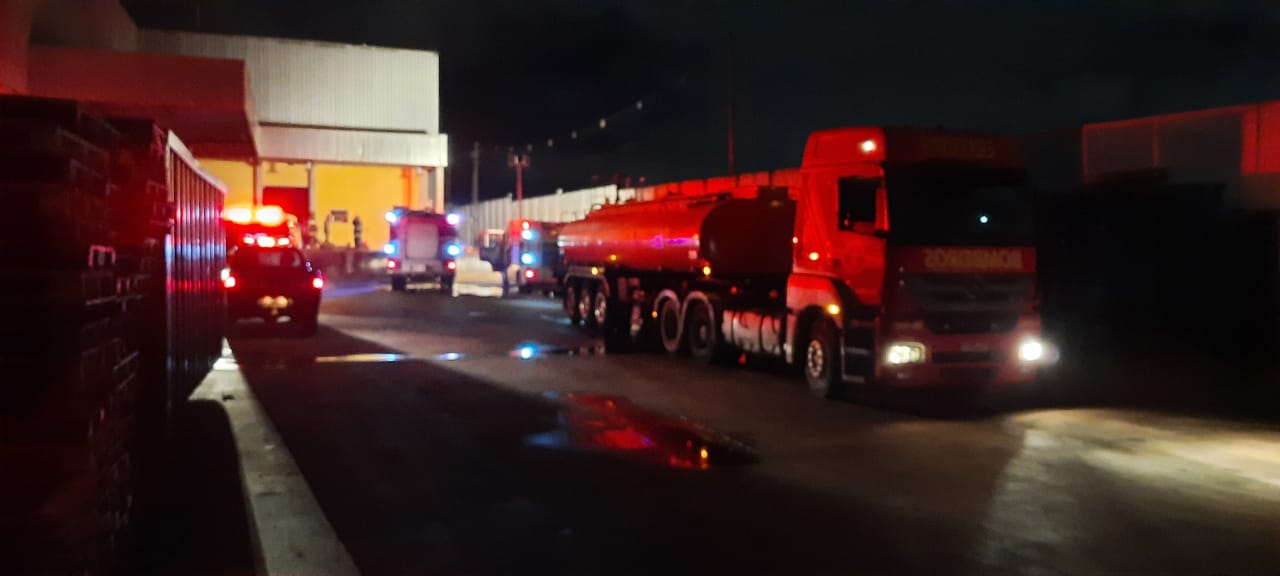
[931,351,1004,364]
[924,313,1019,334]
[905,275,1033,313]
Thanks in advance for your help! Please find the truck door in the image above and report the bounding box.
[835,175,887,305]
[796,167,887,306]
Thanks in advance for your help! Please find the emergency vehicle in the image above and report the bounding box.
[559,127,1052,400]
[221,204,300,250]
[222,245,324,335]
[500,219,565,295]
[383,207,460,293]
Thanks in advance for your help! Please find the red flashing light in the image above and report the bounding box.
[241,235,255,245]
[223,275,238,289]
[446,261,457,271]
[807,251,820,261]
[521,220,531,230]
[524,269,536,280]
[311,277,325,290]
[278,237,291,246]
[860,139,878,154]
[255,236,278,248]
[386,259,399,270]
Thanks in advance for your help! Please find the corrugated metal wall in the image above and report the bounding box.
[138,30,439,134]
[459,185,626,243]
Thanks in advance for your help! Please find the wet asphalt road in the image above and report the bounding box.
[223,282,1280,576]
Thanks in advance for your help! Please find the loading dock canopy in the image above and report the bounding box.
[26,45,258,159]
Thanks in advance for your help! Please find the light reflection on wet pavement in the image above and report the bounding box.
[524,392,758,469]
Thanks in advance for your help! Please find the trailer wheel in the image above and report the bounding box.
[657,297,686,355]
[590,287,609,329]
[439,277,455,295]
[579,284,596,328]
[686,300,722,363]
[565,280,582,325]
[391,276,408,292]
[804,318,845,400]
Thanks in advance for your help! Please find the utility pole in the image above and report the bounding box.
[727,32,737,177]
[470,141,480,205]
[507,153,530,219]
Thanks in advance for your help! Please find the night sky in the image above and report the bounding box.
[122,0,1280,204]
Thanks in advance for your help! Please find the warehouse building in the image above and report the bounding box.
[1,0,447,250]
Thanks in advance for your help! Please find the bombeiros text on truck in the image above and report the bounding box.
[558,127,1056,399]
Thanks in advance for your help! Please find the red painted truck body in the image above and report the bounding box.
[559,127,1049,399]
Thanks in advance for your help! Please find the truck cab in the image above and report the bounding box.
[788,127,1049,396]
[383,207,461,293]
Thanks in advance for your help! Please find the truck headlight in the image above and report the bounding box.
[885,342,926,366]
[1018,338,1046,363]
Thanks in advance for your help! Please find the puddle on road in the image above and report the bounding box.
[510,343,605,359]
[524,392,758,470]
[314,353,411,363]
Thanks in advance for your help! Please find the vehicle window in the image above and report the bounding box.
[837,177,879,231]
[234,249,304,268]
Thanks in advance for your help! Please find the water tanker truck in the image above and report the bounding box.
[559,127,1052,399]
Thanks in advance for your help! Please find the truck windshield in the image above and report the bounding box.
[884,163,1032,246]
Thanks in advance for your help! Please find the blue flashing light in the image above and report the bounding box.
[520,252,535,266]
[384,210,399,224]
[521,229,535,241]
[979,214,990,224]
[446,213,461,226]
[517,346,536,360]
[445,243,463,257]
[383,242,397,255]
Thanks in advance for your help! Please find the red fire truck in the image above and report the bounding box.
[559,127,1052,399]
[383,207,461,293]
[503,219,566,295]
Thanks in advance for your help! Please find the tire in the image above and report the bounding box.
[439,277,454,295]
[590,287,609,330]
[579,284,597,328]
[657,297,686,356]
[565,280,582,326]
[391,276,407,292]
[804,318,845,400]
[686,299,722,364]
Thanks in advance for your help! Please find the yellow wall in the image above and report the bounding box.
[199,159,418,250]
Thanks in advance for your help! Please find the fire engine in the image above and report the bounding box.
[559,127,1052,399]
[383,207,460,293]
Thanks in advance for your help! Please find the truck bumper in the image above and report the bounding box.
[871,316,1050,390]
[229,294,320,321]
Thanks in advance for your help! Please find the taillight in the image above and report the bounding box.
[387,259,399,270]
[223,274,238,289]
[311,277,325,290]
[446,260,457,271]
[524,269,536,280]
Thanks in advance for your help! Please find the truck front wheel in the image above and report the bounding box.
[804,318,845,400]
[391,276,408,292]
